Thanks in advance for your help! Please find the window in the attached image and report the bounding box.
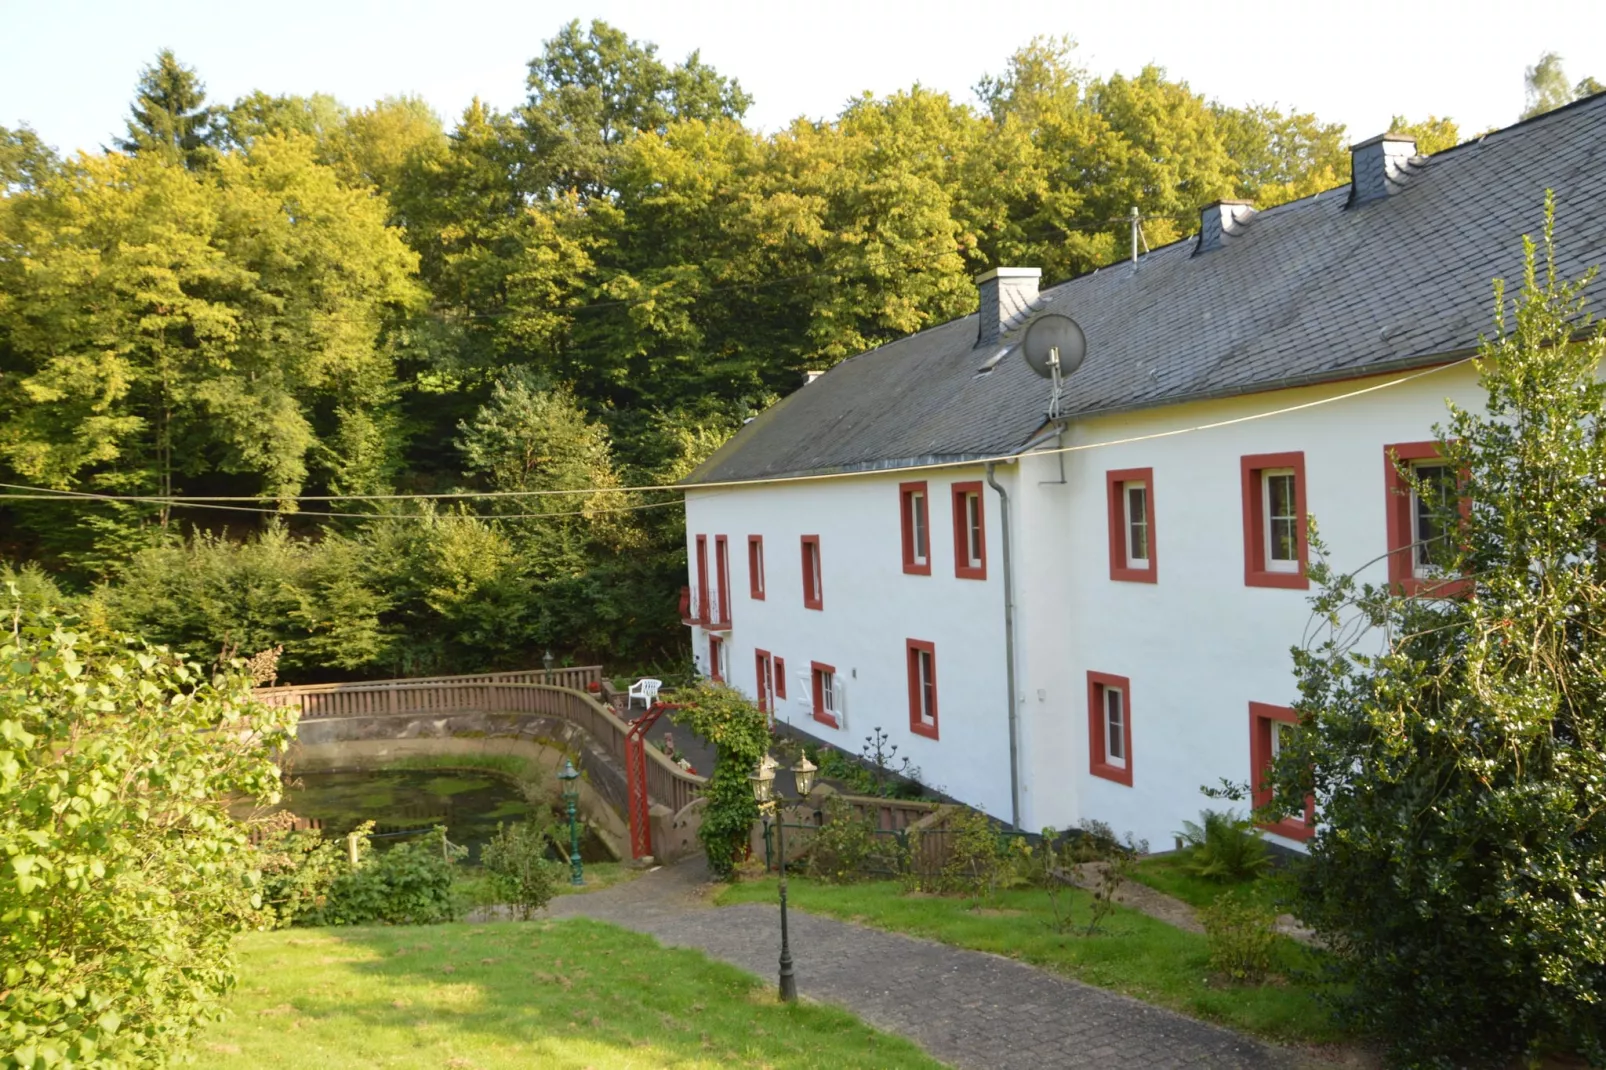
[748,535,765,599]
[801,535,823,610]
[952,481,987,579]
[1384,442,1467,596]
[811,661,838,728]
[708,634,725,682]
[899,481,931,575]
[1240,452,1309,589]
[1105,468,1157,582]
[694,535,710,624]
[773,656,786,700]
[1086,671,1133,786]
[1249,702,1314,841]
[906,639,938,739]
[754,649,773,714]
[713,535,731,626]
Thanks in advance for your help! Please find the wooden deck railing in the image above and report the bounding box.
[256,672,706,816]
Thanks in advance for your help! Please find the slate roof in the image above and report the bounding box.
[687,93,1606,486]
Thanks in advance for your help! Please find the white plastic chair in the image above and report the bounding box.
[628,678,662,710]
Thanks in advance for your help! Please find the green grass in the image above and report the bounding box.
[1130,850,1300,915]
[717,877,1346,1045]
[199,918,943,1069]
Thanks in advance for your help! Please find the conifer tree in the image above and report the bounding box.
[115,49,220,168]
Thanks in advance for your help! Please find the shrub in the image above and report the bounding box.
[0,608,297,1066]
[1199,892,1278,984]
[255,819,366,928]
[316,830,464,926]
[1075,820,1148,936]
[1176,809,1270,882]
[1278,206,1606,1066]
[805,796,882,883]
[481,819,563,919]
[939,807,1008,903]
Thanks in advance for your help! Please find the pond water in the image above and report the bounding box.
[278,769,612,864]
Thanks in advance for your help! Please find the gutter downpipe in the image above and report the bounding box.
[984,461,1021,831]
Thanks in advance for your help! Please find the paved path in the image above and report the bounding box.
[546,857,1311,1069]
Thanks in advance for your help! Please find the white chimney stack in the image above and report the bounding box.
[975,267,1041,347]
[1350,132,1420,206]
[1196,199,1255,254]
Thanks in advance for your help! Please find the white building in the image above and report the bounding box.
[680,97,1606,850]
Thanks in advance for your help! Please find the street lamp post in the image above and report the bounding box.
[542,649,556,676]
[557,758,584,887]
[749,753,817,1003]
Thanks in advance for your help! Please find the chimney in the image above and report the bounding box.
[803,369,825,386]
[975,267,1042,347]
[1195,199,1255,254]
[1349,132,1419,206]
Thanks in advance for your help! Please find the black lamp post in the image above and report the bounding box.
[749,753,817,1002]
[558,758,583,886]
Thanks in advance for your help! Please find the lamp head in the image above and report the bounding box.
[792,755,817,798]
[558,758,580,799]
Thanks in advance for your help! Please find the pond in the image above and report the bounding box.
[278,769,613,864]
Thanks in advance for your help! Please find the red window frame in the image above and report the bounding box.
[1383,441,1470,597]
[694,534,710,624]
[1105,467,1157,583]
[754,648,772,713]
[952,481,987,580]
[801,535,823,610]
[906,639,938,740]
[773,656,787,700]
[714,535,731,626]
[810,660,838,728]
[899,481,932,576]
[708,634,724,682]
[1240,451,1309,589]
[1087,671,1133,786]
[748,535,765,600]
[1249,702,1314,841]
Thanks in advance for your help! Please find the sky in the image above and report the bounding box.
[3,0,1605,155]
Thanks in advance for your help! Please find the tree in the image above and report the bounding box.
[0,608,297,1065]
[220,90,348,150]
[114,49,221,168]
[1215,103,1349,206]
[1389,114,1461,155]
[0,124,55,192]
[1522,51,1601,120]
[1275,198,1606,1066]
[519,18,752,199]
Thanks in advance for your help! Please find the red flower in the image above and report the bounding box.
[586,680,602,693]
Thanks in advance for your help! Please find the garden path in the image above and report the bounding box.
[545,856,1318,1069]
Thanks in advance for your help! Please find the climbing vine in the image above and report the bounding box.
[666,682,769,879]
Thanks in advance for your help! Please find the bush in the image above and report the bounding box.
[0,609,297,1066]
[481,819,563,919]
[255,819,365,928]
[1278,207,1606,1066]
[805,796,882,883]
[1176,809,1270,882]
[316,830,464,926]
[666,683,768,879]
[1200,891,1278,984]
[939,807,1008,903]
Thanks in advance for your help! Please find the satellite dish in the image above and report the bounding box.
[1021,313,1087,380]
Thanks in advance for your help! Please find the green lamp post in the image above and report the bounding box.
[558,758,584,886]
[749,753,817,1003]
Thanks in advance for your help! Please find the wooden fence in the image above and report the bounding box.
[256,671,706,817]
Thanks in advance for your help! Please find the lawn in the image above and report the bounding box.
[199,917,944,1069]
[1129,849,1300,915]
[717,875,1347,1045]
[452,860,640,914]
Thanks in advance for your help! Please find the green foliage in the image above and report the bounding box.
[804,796,883,884]
[1279,201,1606,1066]
[114,49,222,169]
[316,830,463,926]
[1072,820,1147,936]
[1388,114,1461,155]
[1523,51,1603,120]
[666,682,768,879]
[255,820,369,928]
[1175,809,1270,882]
[938,807,1009,904]
[0,608,297,1066]
[1199,892,1278,985]
[479,819,562,919]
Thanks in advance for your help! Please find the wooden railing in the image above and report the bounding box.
[256,672,706,815]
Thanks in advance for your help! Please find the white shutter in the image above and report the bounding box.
[834,678,847,731]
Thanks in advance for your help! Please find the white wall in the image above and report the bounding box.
[1015,363,1487,850]
[684,468,1014,817]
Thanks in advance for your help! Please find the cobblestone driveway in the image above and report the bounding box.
[546,858,1312,1069]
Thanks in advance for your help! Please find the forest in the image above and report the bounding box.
[0,21,1472,681]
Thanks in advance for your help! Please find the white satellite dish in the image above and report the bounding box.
[1020,313,1087,418]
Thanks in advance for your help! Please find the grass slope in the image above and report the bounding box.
[1129,851,1298,914]
[718,877,1344,1044]
[199,917,941,1069]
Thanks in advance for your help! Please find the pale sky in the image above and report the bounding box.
[3,0,1605,156]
